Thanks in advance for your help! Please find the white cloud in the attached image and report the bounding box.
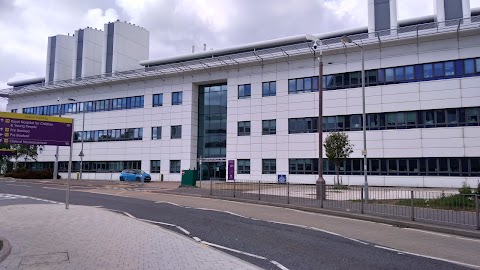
[82,8,119,30]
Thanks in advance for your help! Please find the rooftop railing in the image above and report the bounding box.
[1,16,479,98]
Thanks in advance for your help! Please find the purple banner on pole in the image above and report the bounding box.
[228,160,235,180]
[0,115,73,147]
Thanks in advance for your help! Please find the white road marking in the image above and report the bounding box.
[6,184,31,187]
[201,241,267,260]
[374,245,480,269]
[269,221,307,229]
[43,187,65,190]
[176,226,190,235]
[155,201,180,206]
[455,237,480,243]
[123,212,136,219]
[403,228,452,238]
[343,237,369,245]
[118,209,288,270]
[309,227,341,237]
[270,260,290,270]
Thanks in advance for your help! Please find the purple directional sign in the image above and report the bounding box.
[0,149,15,156]
[0,112,73,147]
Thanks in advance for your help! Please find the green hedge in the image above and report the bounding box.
[5,168,56,179]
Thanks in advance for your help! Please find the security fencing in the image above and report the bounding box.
[206,180,480,230]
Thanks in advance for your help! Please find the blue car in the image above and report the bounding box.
[119,169,151,182]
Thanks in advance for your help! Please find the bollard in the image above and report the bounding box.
[411,190,415,221]
[361,187,364,214]
[287,182,290,204]
[233,180,236,198]
[258,181,261,200]
[476,195,479,230]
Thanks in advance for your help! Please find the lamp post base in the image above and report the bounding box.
[316,177,326,200]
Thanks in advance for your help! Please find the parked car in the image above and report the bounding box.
[119,169,151,182]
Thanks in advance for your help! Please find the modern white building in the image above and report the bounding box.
[3,1,480,188]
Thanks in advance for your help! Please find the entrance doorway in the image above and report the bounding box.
[199,162,226,181]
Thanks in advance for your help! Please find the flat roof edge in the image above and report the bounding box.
[7,77,45,86]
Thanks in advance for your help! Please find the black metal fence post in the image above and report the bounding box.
[411,190,415,221]
[258,181,261,200]
[361,187,364,214]
[210,178,212,196]
[476,194,479,230]
[287,182,290,204]
[233,180,236,198]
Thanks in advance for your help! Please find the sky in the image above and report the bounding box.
[1,0,479,110]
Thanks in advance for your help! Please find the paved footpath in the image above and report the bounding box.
[0,203,259,270]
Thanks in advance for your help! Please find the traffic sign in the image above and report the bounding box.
[0,149,15,156]
[0,112,73,147]
[277,174,287,184]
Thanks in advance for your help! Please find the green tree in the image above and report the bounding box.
[324,132,354,186]
[11,144,43,168]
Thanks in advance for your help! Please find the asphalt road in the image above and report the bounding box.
[0,181,471,270]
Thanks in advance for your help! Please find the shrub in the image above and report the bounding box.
[5,168,55,179]
[458,182,472,195]
[477,182,480,195]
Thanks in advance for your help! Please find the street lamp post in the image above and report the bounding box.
[341,35,369,201]
[79,101,86,180]
[306,34,326,201]
[53,98,84,181]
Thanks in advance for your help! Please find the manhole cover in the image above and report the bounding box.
[20,252,68,266]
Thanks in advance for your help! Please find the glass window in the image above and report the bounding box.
[150,160,161,173]
[288,79,296,93]
[444,61,455,76]
[395,67,405,82]
[385,68,394,82]
[152,127,161,140]
[367,70,377,85]
[406,112,416,126]
[425,111,435,126]
[436,110,446,125]
[465,59,475,74]
[153,94,163,107]
[172,91,183,105]
[433,63,444,78]
[238,84,251,99]
[455,60,464,76]
[304,77,312,91]
[312,77,319,91]
[326,75,335,89]
[388,160,398,173]
[296,78,304,91]
[334,74,343,88]
[171,125,182,139]
[262,119,276,135]
[423,64,433,79]
[403,66,414,81]
[350,72,360,86]
[238,159,250,174]
[476,58,480,73]
[466,108,478,124]
[378,69,385,84]
[262,159,276,174]
[262,81,276,97]
[447,109,457,125]
[351,115,362,130]
[238,121,251,136]
[409,159,419,173]
[386,113,396,128]
[170,160,181,173]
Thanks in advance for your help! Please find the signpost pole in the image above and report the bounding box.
[66,119,74,210]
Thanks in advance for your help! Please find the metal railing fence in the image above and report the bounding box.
[206,180,480,230]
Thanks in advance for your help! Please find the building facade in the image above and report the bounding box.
[3,2,480,188]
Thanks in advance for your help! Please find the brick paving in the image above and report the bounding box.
[0,204,259,270]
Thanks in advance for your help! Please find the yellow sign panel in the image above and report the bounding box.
[0,112,73,124]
